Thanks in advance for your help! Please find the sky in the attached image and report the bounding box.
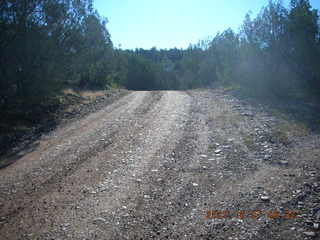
[93,0,320,50]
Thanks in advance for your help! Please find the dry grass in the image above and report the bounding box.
[63,89,78,95]
[62,89,107,106]
[267,109,310,145]
[61,89,107,114]
[80,90,106,99]
[63,89,105,99]
[272,120,310,146]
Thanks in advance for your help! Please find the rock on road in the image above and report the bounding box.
[0,90,319,240]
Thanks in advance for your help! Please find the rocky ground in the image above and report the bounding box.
[0,89,319,240]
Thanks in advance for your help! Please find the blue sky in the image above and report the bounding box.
[93,0,320,50]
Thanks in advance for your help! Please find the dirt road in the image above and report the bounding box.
[0,90,319,240]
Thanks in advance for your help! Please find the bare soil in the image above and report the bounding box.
[0,89,319,240]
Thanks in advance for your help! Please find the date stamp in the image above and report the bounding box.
[205,209,299,220]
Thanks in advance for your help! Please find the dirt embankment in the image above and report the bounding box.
[0,89,129,168]
[0,89,319,240]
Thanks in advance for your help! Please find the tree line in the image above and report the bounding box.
[1,0,320,116]
[120,0,320,98]
[0,0,114,110]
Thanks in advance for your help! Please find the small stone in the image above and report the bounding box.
[144,195,150,199]
[215,149,222,154]
[305,219,313,226]
[279,161,289,166]
[93,217,107,224]
[243,112,254,117]
[261,195,270,201]
[303,231,316,237]
[310,171,317,176]
[313,223,319,230]
[192,183,199,187]
[265,148,273,153]
[264,154,271,160]
[200,154,208,158]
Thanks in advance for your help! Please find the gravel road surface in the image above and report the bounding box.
[0,90,319,240]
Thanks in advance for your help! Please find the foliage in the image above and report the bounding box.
[0,0,114,112]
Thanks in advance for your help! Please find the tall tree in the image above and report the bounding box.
[287,0,320,90]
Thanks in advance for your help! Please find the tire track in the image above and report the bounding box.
[0,91,163,234]
[26,91,192,240]
[106,90,266,239]
[109,91,207,239]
